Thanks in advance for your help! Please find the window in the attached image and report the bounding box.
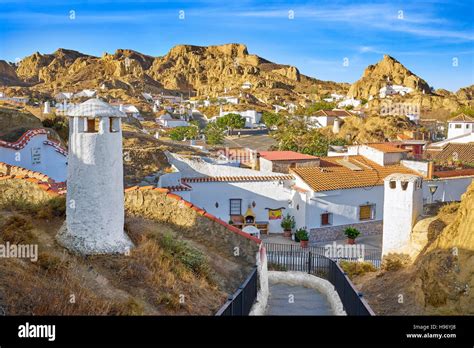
[229,199,242,216]
[389,181,396,189]
[110,118,120,133]
[455,124,462,129]
[321,212,332,226]
[467,124,470,128]
[359,204,375,221]
[87,118,97,133]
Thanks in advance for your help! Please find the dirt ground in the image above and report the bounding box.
[0,209,247,315]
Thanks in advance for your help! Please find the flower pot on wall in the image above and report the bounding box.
[300,240,308,248]
[347,238,355,245]
[283,229,292,238]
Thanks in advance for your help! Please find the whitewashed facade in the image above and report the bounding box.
[0,129,67,182]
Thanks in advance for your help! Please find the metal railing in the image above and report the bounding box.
[264,243,375,316]
[215,266,258,316]
[264,242,381,268]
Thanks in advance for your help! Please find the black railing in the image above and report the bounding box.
[264,242,381,268]
[215,266,258,316]
[264,243,375,316]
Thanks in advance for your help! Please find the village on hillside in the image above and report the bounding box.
[1,58,473,318]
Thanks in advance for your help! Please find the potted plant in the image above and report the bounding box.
[281,214,295,238]
[344,227,361,245]
[295,228,309,248]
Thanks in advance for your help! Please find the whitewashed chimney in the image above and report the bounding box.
[382,173,423,256]
[57,98,133,254]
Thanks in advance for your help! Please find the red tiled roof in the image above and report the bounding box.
[182,175,294,183]
[291,155,418,192]
[433,169,474,178]
[0,128,67,155]
[259,151,318,161]
[367,143,410,153]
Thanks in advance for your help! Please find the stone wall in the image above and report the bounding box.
[0,176,60,206]
[310,220,382,243]
[124,187,260,266]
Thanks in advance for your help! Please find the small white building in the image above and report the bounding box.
[117,104,143,121]
[219,96,239,104]
[55,92,74,102]
[156,114,189,128]
[241,81,253,89]
[337,98,361,108]
[379,85,413,98]
[307,110,352,128]
[0,128,67,182]
[290,145,473,242]
[446,113,474,139]
[58,98,133,255]
[73,89,96,99]
[160,153,294,234]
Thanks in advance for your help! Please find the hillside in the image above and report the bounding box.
[0,44,347,107]
[348,55,431,99]
[0,178,258,315]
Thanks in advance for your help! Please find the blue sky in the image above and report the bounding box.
[0,0,473,91]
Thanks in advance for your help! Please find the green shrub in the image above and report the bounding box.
[159,233,210,278]
[344,227,361,239]
[295,228,309,241]
[281,214,295,230]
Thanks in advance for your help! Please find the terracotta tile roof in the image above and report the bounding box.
[259,151,318,161]
[0,128,67,155]
[428,143,474,164]
[367,143,410,153]
[291,155,418,192]
[162,183,192,192]
[433,169,474,178]
[313,109,352,117]
[182,175,294,183]
[449,113,474,122]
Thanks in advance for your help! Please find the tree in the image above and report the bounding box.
[204,122,225,145]
[300,101,337,115]
[262,111,281,129]
[272,116,329,156]
[169,126,198,141]
[216,113,246,131]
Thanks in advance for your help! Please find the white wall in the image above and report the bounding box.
[348,145,404,166]
[175,180,292,233]
[297,175,472,231]
[423,177,473,203]
[447,122,473,139]
[0,133,67,182]
[306,187,384,229]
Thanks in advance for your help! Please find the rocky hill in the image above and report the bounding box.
[348,55,432,99]
[0,44,347,106]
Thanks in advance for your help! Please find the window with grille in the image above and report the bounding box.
[229,199,242,216]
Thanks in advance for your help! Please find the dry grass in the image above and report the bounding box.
[0,215,36,244]
[339,261,376,279]
[381,253,411,271]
